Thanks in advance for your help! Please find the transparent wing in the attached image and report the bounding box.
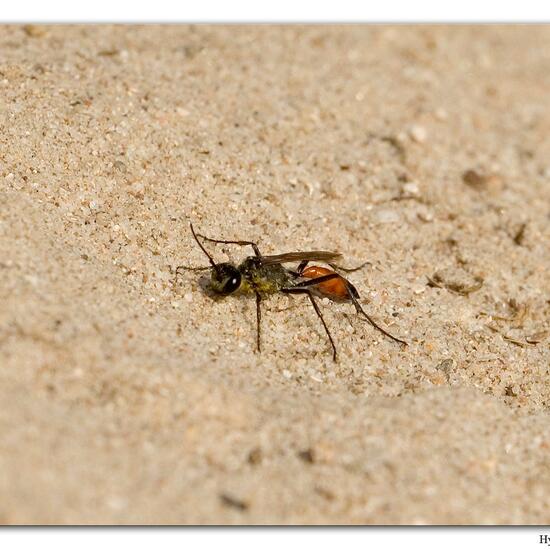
[260,251,342,266]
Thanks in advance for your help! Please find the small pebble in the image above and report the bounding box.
[462,169,485,187]
[436,358,454,371]
[402,181,420,195]
[219,493,248,511]
[282,369,292,379]
[409,124,427,143]
[298,448,315,463]
[184,292,193,303]
[417,209,434,222]
[247,448,262,465]
[113,160,127,173]
[462,169,503,193]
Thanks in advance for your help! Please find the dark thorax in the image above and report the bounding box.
[238,257,293,295]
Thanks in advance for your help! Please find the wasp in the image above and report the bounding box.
[176,224,407,360]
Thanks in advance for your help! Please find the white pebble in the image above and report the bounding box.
[282,369,292,379]
[402,181,420,195]
[184,292,193,303]
[409,124,427,143]
[417,209,434,222]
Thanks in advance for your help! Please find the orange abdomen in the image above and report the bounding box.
[301,265,350,300]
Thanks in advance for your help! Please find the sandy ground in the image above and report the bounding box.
[1,24,549,525]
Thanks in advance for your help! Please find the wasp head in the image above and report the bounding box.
[210,263,242,295]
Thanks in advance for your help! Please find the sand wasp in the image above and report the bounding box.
[176,224,407,360]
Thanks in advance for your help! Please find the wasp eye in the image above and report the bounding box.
[211,263,241,295]
[222,273,241,294]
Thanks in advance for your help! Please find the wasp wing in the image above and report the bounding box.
[260,251,342,266]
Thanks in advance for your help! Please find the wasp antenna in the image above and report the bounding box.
[189,223,217,268]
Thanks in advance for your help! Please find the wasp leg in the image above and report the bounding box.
[328,260,370,273]
[281,287,338,361]
[307,291,337,361]
[255,291,262,353]
[349,292,408,346]
[287,260,309,279]
[175,265,211,274]
[195,233,262,258]
[296,260,309,274]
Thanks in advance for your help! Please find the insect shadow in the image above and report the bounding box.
[175,223,407,361]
